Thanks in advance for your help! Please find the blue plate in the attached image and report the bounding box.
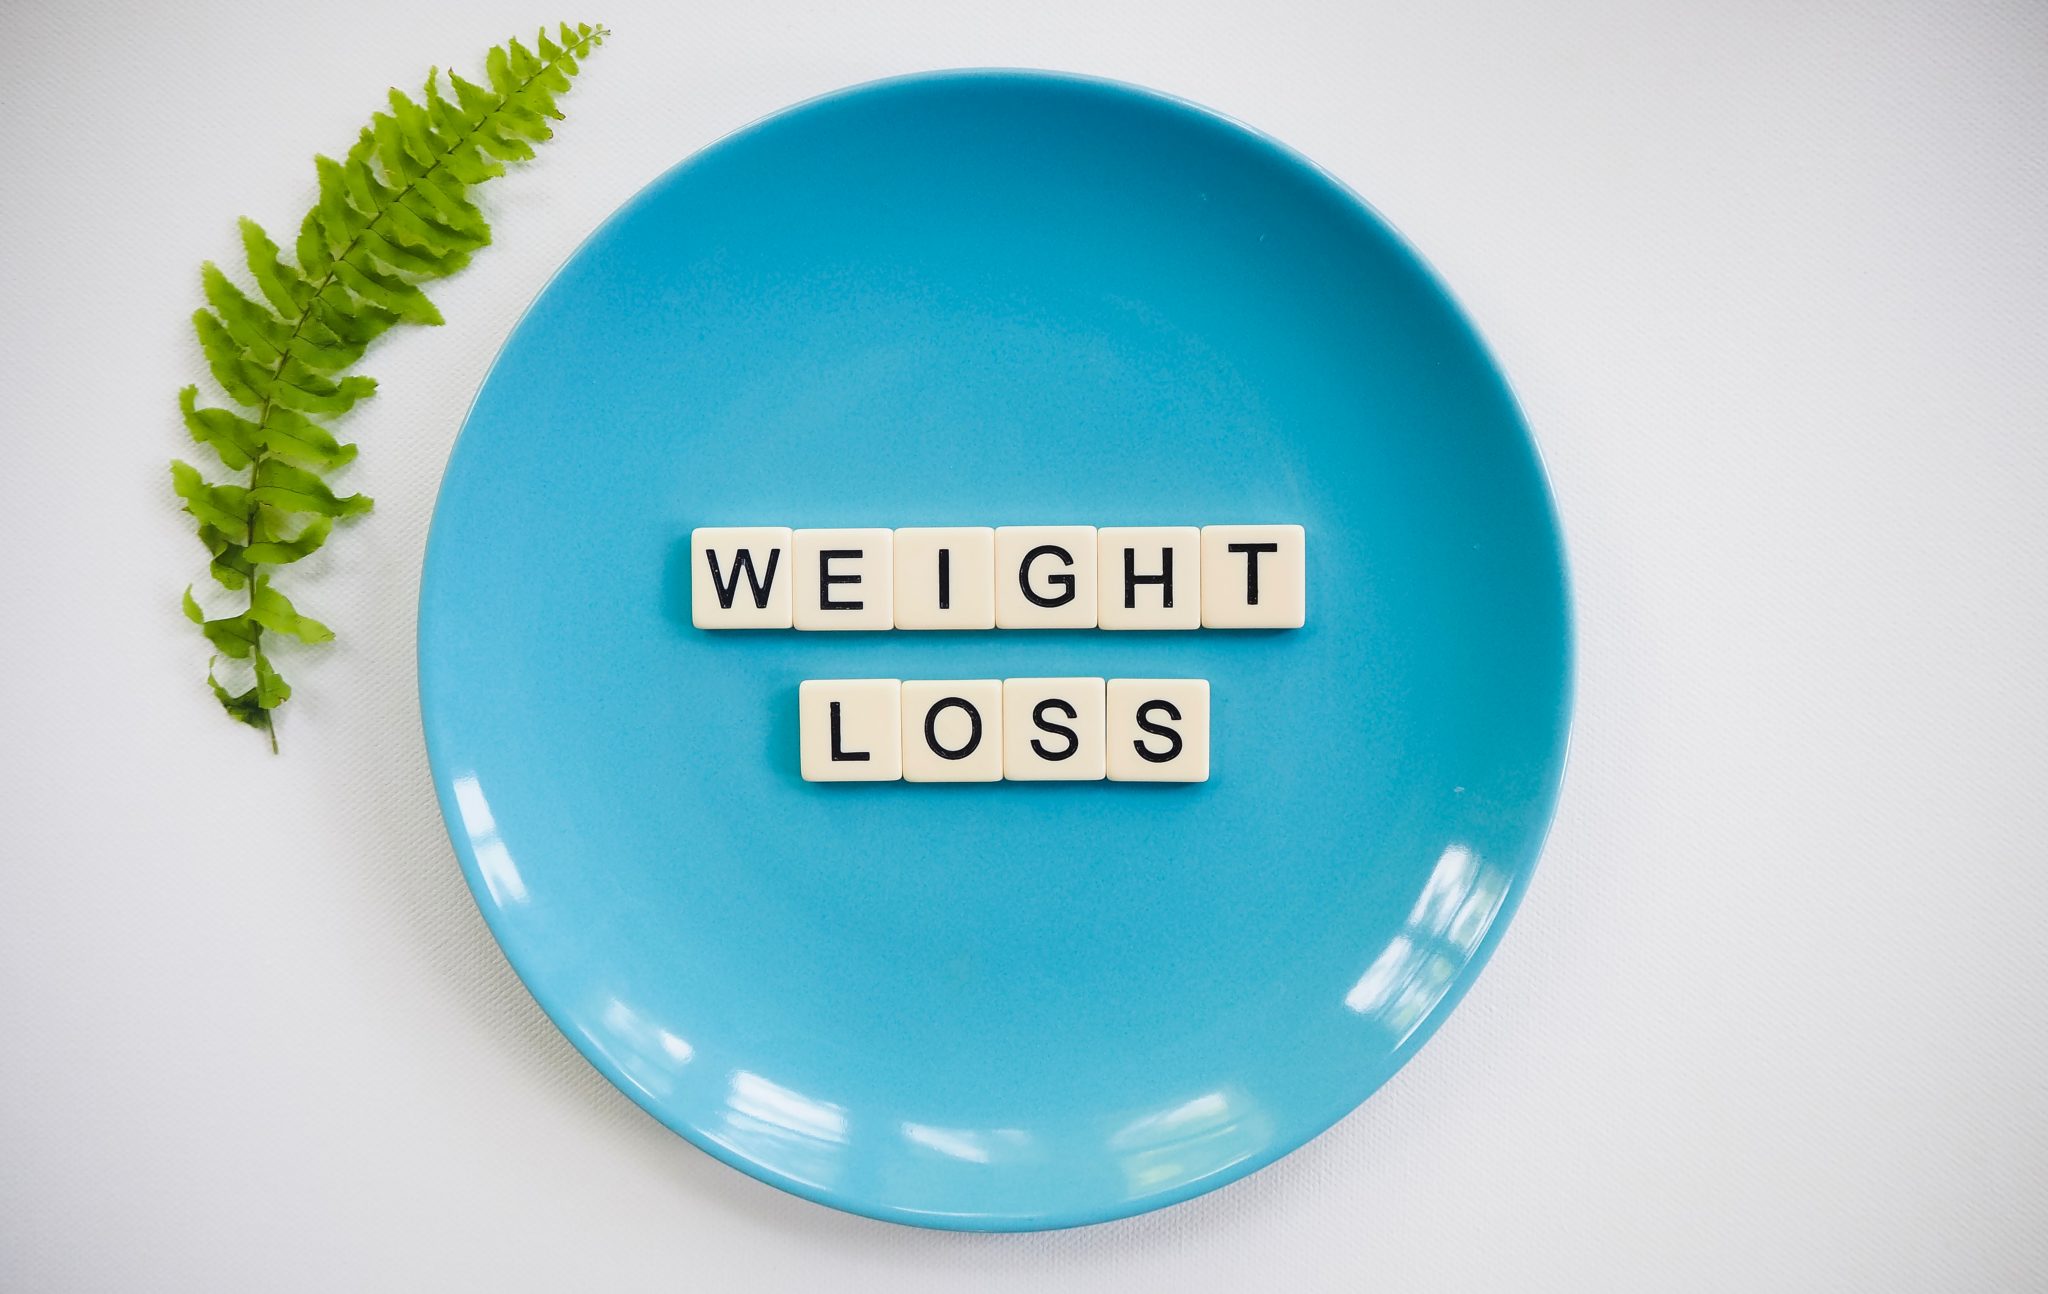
[421,70,1572,1230]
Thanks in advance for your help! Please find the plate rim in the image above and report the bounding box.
[417,65,1577,1232]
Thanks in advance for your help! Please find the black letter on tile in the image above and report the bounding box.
[937,548,951,611]
[1123,546,1173,608]
[1133,699,1184,763]
[1020,545,1076,607]
[1030,698,1080,760]
[924,697,983,759]
[819,549,863,610]
[1227,542,1279,605]
[704,547,782,610]
[829,701,870,762]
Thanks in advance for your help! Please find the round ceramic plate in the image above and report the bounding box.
[420,70,1571,1231]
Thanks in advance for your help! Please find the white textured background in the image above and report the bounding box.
[4,1,2045,1288]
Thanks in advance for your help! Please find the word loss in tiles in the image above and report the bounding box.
[1002,677,1107,781]
[799,679,1209,783]
[798,679,902,782]
[693,524,1305,631]
[1106,678,1210,782]
[901,679,1004,782]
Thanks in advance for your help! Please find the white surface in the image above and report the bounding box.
[2,0,2045,1287]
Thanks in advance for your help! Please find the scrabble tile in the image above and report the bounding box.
[1096,526,1202,630]
[901,679,1004,782]
[1106,678,1210,782]
[1200,524,1306,628]
[799,679,902,781]
[994,526,1098,628]
[793,528,893,631]
[1002,677,1107,781]
[691,527,793,629]
[892,527,996,630]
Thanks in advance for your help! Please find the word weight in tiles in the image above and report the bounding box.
[994,525,1100,629]
[1097,526,1201,631]
[691,526,793,629]
[793,528,893,631]
[1201,524,1305,629]
[892,527,996,630]
[691,525,1305,630]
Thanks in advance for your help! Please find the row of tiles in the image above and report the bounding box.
[693,525,1305,631]
[799,678,1210,783]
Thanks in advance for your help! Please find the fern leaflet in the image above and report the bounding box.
[175,22,606,749]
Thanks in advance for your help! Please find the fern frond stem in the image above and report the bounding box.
[234,26,606,734]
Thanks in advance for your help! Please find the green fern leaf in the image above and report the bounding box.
[243,516,335,565]
[246,576,335,644]
[173,22,607,748]
[247,459,373,518]
[337,144,395,219]
[294,211,332,279]
[267,366,377,416]
[253,653,292,709]
[178,386,261,470]
[258,406,358,471]
[183,588,260,660]
[209,546,254,592]
[210,670,274,725]
[201,265,292,361]
[334,254,443,324]
[309,294,397,348]
[239,219,311,316]
[171,460,252,544]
